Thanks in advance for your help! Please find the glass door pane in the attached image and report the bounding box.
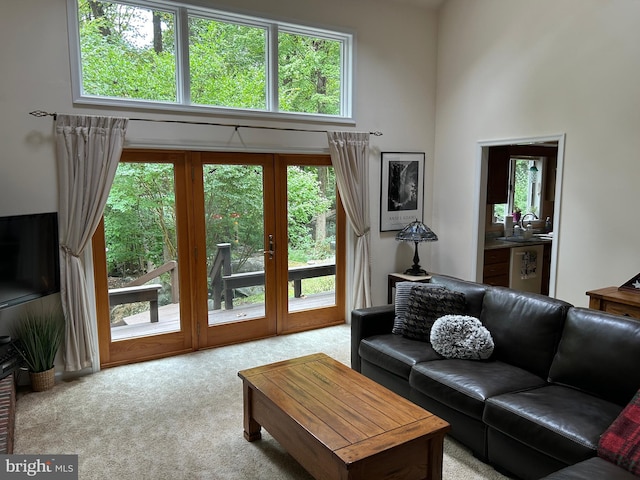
[194,152,277,349]
[95,151,193,368]
[287,165,337,313]
[204,163,266,325]
[105,162,182,341]
[276,154,344,335]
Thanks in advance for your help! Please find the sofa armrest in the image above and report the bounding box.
[350,304,395,372]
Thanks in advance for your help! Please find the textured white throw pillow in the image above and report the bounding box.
[430,315,494,360]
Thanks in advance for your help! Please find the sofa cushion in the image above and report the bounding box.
[598,388,640,475]
[549,307,640,406]
[484,384,622,465]
[481,288,572,378]
[402,286,466,341]
[359,334,442,380]
[410,359,546,420]
[539,457,638,480]
[430,274,487,318]
[392,283,446,335]
[430,315,494,360]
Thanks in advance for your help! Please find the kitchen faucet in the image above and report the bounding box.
[520,213,538,229]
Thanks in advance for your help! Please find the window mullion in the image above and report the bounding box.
[176,7,190,105]
[267,24,279,113]
[341,35,353,118]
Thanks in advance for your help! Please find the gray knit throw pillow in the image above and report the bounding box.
[392,283,447,335]
[430,315,494,360]
[401,286,466,342]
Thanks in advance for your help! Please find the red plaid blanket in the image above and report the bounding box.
[598,389,640,475]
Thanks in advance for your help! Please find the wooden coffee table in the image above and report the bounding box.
[238,353,450,480]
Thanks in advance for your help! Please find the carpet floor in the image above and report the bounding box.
[14,324,510,479]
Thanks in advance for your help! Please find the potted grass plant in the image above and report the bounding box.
[11,307,65,392]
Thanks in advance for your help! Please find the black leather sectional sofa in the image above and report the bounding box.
[351,274,640,479]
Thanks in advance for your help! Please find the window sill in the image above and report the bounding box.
[73,96,356,127]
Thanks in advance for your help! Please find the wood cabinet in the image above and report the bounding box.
[483,248,510,287]
[586,287,640,320]
[541,243,551,296]
[486,146,510,205]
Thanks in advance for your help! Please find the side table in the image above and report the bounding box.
[388,273,432,303]
[586,286,640,320]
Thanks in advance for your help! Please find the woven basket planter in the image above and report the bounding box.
[29,368,55,392]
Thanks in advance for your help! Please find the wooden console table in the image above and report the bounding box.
[586,286,640,320]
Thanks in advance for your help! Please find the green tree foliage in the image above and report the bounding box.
[278,32,341,115]
[77,1,343,114]
[203,165,333,271]
[287,166,332,253]
[104,161,334,280]
[513,159,539,216]
[104,163,177,278]
[78,0,177,101]
[203,165,265,270]
[189,17,266,109]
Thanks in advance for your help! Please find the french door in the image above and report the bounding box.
[94,150,344,367]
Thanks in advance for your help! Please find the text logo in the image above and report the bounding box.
[0,455,78,479]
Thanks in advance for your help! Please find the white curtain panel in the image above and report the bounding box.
[55,114,128,372]
[327,131,372,309]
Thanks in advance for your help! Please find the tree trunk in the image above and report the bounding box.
[89,1,111,37]
[153,12,163,54]
[316,168,327,247]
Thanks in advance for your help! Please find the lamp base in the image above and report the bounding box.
[404,265,427,276]
[404,241,427,276]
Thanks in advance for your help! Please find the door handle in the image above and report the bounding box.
[264,234,275,260]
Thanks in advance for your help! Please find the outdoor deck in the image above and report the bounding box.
[110,292,335,341]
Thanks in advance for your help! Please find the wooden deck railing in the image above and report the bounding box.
[121,260,179,303]
[108,261,179,323]
[209,243,335,310]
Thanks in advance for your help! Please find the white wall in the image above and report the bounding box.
[0,0,437,329]
[433,0,640,306]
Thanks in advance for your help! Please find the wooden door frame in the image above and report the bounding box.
[474,134,565,296]
[94,150,194,368]
[275,154,346,334]
[94,149,345,366]
[194,152,279,349]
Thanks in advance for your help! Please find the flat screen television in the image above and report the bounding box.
[0,212,61,309]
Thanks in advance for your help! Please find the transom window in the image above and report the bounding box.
[68,0,353,120]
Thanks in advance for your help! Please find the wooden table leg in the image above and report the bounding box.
[242,381,262,442]
[426,435,445,480]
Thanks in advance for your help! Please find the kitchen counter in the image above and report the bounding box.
[484,235,553,250]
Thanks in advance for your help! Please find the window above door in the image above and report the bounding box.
[68,0,354,122]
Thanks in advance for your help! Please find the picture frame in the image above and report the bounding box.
[619,273,640,294]
[380,152,425,232]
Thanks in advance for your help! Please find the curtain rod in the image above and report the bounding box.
[29,110,383,136]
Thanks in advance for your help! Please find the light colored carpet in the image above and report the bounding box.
[15,324,510,479]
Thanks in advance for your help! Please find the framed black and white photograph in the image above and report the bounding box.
[380,152,425,231]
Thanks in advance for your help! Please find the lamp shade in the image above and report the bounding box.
[395,220,437,276]
[395,220,438,243]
